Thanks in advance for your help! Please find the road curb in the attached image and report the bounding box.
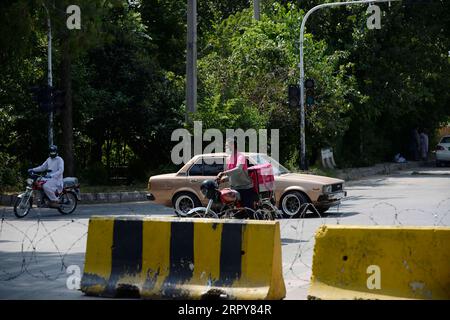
[0,191,148,207]
[335,161,421,181]
[0,162,429,206]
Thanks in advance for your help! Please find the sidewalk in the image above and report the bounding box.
[334,161,423,181]
[0,191,148,207]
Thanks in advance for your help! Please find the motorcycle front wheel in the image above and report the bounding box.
[14,195,32,218]
[187,207,219,218]
[58,192,77,215]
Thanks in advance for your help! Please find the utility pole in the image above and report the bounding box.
[298,0,400,171]
[44,5,54,147]
[186,0,197,123]
[253,0,261,21]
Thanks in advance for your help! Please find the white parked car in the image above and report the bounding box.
[435,135,450,167]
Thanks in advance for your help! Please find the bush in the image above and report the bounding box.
[0,152,22,192]
[81,162,109,185]
[127,158,149,183]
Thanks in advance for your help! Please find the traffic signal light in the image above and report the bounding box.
[305,78,315,107]
[288,84,300,108]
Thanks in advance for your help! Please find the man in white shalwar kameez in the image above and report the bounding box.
[29,145,64,207]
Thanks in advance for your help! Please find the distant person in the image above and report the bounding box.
[409,128,421,161]
[394,153,407,163]
[28,145,64,208]
[419,130,429,161]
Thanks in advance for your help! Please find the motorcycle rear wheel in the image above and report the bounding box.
[58,192,77,215]
[14,196,32,218]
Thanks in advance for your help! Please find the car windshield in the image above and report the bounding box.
[440,136,450,144]
[249,154,290,176]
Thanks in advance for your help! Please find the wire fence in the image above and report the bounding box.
[0,195,449,298]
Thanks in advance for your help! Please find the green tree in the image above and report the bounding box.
[73,3,184,178]
[195,4,363,165]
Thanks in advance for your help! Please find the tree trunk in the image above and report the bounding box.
[61,38,75,176]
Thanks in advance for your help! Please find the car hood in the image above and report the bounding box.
[276,172,344,185]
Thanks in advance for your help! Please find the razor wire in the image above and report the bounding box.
[0,195,449,299]
[0,206,88,282]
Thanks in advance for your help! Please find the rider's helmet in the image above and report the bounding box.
[200,179,218,200]
[49,145,58,158]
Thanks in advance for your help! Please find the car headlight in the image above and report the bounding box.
[26,178,33,186]
[322,185,332,194]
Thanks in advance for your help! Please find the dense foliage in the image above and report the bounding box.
[0,0,449,191]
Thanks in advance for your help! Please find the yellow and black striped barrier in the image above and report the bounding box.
[80,216,286,300]
[308,225,450,300]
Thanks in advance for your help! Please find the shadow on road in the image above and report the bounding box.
[0,250,87,299]
[281,238,308,246]
[327,211,360,218]
[0,202,173,222]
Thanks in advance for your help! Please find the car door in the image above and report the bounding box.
[203,156,225,177]
[192,156,225,183]
[186,158,204,193]
[186,156,225,202]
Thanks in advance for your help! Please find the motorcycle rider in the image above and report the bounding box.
[217,137,256,213]
[28,145,64,208]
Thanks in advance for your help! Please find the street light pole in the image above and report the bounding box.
[186,0,197,123]
[253,0,261,21]
[43,3,54,147]
[298,0,400,171]
[47,13,54,147]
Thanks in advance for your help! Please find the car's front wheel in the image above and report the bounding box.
[172,192,201,217]
[280,191,310,218]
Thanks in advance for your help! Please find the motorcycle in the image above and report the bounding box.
[187,174,280,220]
[13,171,81,218]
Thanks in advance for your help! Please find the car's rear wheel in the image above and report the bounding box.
[280,191,309,218]
[172,192,201,217]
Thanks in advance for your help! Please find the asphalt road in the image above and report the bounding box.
[0,167,449,300]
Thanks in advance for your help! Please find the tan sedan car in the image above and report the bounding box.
[147,153,347,218]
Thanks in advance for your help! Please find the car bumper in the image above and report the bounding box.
[316,191,347,206]
[146,193,155,201]
[436,151,450,161]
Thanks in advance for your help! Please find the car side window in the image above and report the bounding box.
[203,158,224,176]
[188,161,203,176]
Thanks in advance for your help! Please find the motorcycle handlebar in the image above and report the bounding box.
[28,170,51,177]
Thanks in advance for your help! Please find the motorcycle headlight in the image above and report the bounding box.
[322,185,332,194]
[26,178,33,186]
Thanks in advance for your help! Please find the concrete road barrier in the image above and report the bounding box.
[308,225,450,300]
[81,216,286,300]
